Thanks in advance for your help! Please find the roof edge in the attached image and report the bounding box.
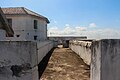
[23,7,50,23]
[2,7,50,23]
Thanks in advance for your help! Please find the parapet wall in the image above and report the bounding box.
[69,40,92,65]
[0,41,53,80]
[37,41,54,63]
[70,39,120,80]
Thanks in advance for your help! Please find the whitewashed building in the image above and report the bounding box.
[2,7,49,41]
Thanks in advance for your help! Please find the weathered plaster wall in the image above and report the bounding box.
[69,40,92,65]
[0,41,38,67]
[91,39,120,80]
[0,66,38,80]
[0,41,38,80]
[5,15,47,41]
[91,40,101,80]
[0,30,6,40]
[37,41,54,63]
[70,39,120,80]
[0,41,54,80]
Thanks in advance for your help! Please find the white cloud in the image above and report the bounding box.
[83,29,120,39]
[63,26,75,35]
[65,24,70,27]
[89,23,97,28]
[48,25,88,36]
[48,27,61,35]
[48,23,120,39]
[48,25,120,39]
[75,26,87,31]
[75,28,120,39]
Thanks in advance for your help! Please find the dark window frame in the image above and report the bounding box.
[34,36,37,40]
[7,18,12,27]
[34,20,38,29]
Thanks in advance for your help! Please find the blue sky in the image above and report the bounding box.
[1,0,120,39]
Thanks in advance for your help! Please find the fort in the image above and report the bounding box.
[0,7,120,80]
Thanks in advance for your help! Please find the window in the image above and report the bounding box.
[7,18,12,27]
[34,20,37,29]
[34,36,37,40]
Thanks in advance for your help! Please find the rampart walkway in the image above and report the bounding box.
[41,48,90,80]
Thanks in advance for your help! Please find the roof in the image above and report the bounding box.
[0,7,14,37]
[2,7,50,23]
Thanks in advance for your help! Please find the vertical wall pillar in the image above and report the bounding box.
[91,39,120,80]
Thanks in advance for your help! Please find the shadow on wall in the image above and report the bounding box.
[38,48,55,79]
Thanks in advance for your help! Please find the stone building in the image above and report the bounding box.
[0,7,14,40]
[2,7,49,41]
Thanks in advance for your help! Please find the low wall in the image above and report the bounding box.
[69,40,92,65]
[0,41,54,80]
[37,41,54,63]
[70,39,120,80]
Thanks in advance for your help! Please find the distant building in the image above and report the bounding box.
[48,36,87,41]
[0,8,14,40]
[2,7,49,41]
[48,36,87,47]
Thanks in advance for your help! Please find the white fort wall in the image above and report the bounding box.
[91,39,120,80]
[37,41,54,63]
[0,41,53,80]
[69,40,92,65]
[70,39,120,80]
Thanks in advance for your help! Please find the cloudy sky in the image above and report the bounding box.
[1,0,120,39]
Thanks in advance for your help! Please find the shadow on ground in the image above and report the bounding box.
[38,47,55,79]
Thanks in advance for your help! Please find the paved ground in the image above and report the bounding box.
[41,48,90,80]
